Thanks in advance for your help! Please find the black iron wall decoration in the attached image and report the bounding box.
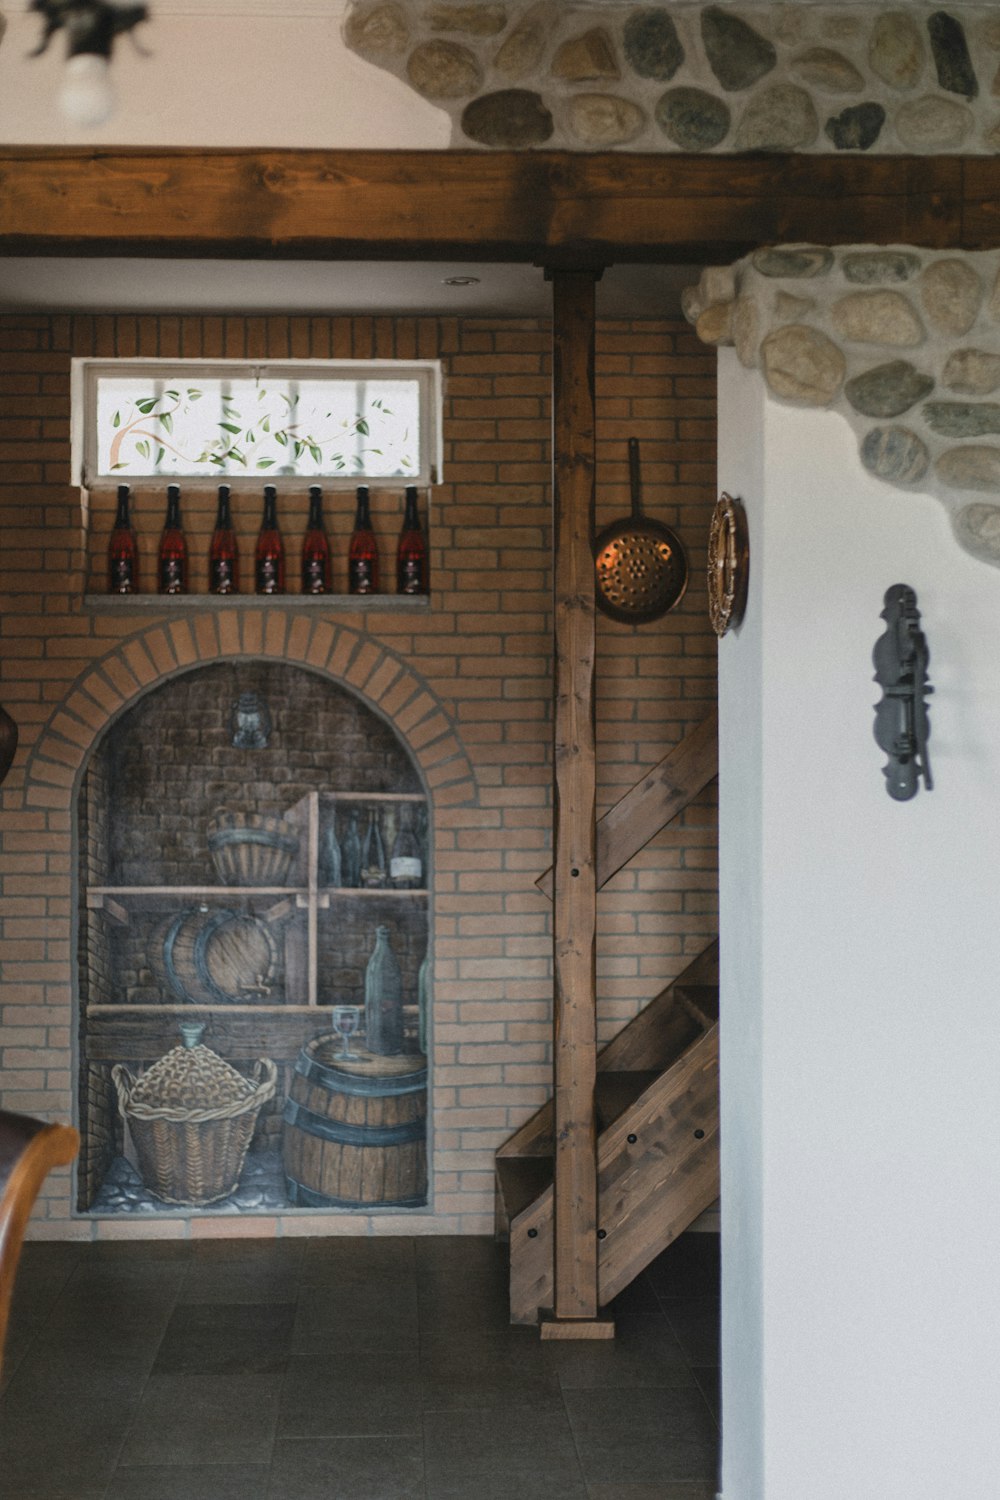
[872,584,934,802]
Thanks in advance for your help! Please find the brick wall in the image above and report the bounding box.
[0,311,718,1238]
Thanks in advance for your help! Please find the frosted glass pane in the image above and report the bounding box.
[94,375,421,479]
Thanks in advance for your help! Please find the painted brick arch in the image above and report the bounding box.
[20,612,477,813]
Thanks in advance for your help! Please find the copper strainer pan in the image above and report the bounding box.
[594,437,688,625]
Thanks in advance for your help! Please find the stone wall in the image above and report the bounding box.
[685,244,1000,567]
[344,1,1000,152]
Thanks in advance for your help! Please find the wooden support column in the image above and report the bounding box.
[543,268,612,1340]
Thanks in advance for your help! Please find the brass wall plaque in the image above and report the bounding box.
[707,492,749,638]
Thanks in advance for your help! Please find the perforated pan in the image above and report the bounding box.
[594,437,688,624]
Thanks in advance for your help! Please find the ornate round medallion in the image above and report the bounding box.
[707,493,750,638]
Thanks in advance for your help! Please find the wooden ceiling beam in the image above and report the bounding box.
[0,148,978,263]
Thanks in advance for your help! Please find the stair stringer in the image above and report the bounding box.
[507,1019,719,1325]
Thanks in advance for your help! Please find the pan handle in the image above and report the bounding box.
[628,437,642,520]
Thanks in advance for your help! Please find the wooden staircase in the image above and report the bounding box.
[496,941,719,1324]
[495,709,720,1329]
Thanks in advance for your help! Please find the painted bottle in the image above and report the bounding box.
[209,484,239,595]
[364,924,403,1056]
[108,484,139,594]
[255,484,285,594]
[157,484,188,595]
[396,485,428,595]
[301,485,332,595]
[348,486,379,594]
[342,809,362,889]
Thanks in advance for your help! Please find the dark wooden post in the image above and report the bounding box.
[543,268,613,1339]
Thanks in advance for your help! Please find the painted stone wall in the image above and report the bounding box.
[344,1,1000,152]
[685,244,1000,568]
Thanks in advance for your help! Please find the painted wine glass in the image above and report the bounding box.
[331,1004,361,1061]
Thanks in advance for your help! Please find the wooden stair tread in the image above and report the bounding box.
[497,1156,553,1222]
[595,1070,661,1128]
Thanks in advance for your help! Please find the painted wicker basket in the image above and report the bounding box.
[207,810,299,887]
[112,1038,277,1206]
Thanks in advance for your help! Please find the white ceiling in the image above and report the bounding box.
[0,258,697,318]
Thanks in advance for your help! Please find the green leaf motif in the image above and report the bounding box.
[158,412,173,433]
[165,389,179,400]
[110,462,127,470]
[257,459,276,469]
[219,422,241,435]
[309,444,322,463]
[156,446,165,464]
[136,439,150,458]
[187,389,203,401]
[136,398,159,414]
[112,410,121,428]
[356,419,370,436]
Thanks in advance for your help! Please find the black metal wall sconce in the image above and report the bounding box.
[29,0,149,126]
[872,584,933,802]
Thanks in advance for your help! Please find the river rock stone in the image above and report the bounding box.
[824,103,886,151]
[623,10,684,81]
[987,266,1000,322]
[935,445,1000,490]
[551,27,619,81]
[774,291,815,320]
[426,3,507,35]
[493,0,557,78]
[832,290,925,346]
[860,426,930,484]
[407,39,482,98]
[699,265,738,305]
[696,302,734,346]
[984,17,1000,51]
[681,283,704,326]
[567,94,646,147]
[927,10,978,99]
[773,6,806,46]
[761,324,846,404]
[752,246,833,279]
[823,15,863,42]
[845,361,934,417]
[919,258,983,336]
[735,85,819,151]
[461,89,554,146]
[345,1,410,56]
[942,348,1000,394]
[869,11,925,90]
[701,6,777,92]
[732,296,760,367]
[895,94,973,149]
[791,47,864,93]
[954,503,1000,563]
[923,402,1000,438]
[842,251,922,285]
[983,117,1000,152]
[655,87,730,150]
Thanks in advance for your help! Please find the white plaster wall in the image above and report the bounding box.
[718,347,1000,1499]
[0,10,450,147]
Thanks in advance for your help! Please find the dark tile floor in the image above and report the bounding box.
[0,1232,720,1500]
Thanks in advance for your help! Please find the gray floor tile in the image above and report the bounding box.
[564,1388,718,1485]
[106,1463,271,1499]
[3,1334,157,1400]
[0,1390,135,1492]
[118,1372,283,1467]
[692,1366,720,1427]
[267,1434,425,1499]
[301,1235,416,1284]
[421,1326,562,1409]
[279,1354,423,1437]
[644,1235,720,1302]
[427,1476,588,1500]
[423,1401,582,1486]
[152,1300,296,1374]
[292,1282,419,1354]
[544,1323,695,1391]
[587,1485,718,1500]
[661,1297,720,1368]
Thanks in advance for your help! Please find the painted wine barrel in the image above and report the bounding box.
[282,1036,427,1209]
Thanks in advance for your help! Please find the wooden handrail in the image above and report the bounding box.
[536,708,718,901]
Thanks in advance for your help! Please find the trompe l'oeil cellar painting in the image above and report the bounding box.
[77,661,430,1217]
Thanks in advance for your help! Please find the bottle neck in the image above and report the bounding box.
[165,487,181,529]
[354,488,372,530]
[114,486,131,528]
[261,488,278,530]
[215,488,232,528]
[402,487,421,530]
[307,487,324,528]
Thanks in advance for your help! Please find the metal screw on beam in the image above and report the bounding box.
[694,1129,705,1139]
[527,1228,538,1239]
[627,1133,637,1144]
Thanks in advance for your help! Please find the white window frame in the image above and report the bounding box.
[71,358,444,490]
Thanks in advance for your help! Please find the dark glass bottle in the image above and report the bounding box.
[255,485,285,595]
[157,484,188,595]
[396,485,428,595]
[361,807,387,888]
[342,809,362,889]
[364,924,403,1056]
[209,485,239,595]
[108,484,139,594]
[319,812,342,888]
[389,804,422,889]
[348,486,379,595]
[301,485,332,595]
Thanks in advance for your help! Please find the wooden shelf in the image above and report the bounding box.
[83,593,430,612]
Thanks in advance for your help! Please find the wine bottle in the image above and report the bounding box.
[390,804,423,889]
[157,484,188,595]
[396,485,428,595]
[301,485,332,595]
[319,811,342,888]
[361,807,387,888]
[108,484,139,594]
[342,809,362,889]
[255,485,285,595]
[348,486,379,595]
[209,485,239,595]
[364,924,403,1056]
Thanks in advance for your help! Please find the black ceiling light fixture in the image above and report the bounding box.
[29,0,149,127]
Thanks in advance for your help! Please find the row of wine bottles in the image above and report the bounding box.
[322,803,425,891]
[107,483,428,598]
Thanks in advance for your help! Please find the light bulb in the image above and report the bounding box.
[59,53,115,127]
